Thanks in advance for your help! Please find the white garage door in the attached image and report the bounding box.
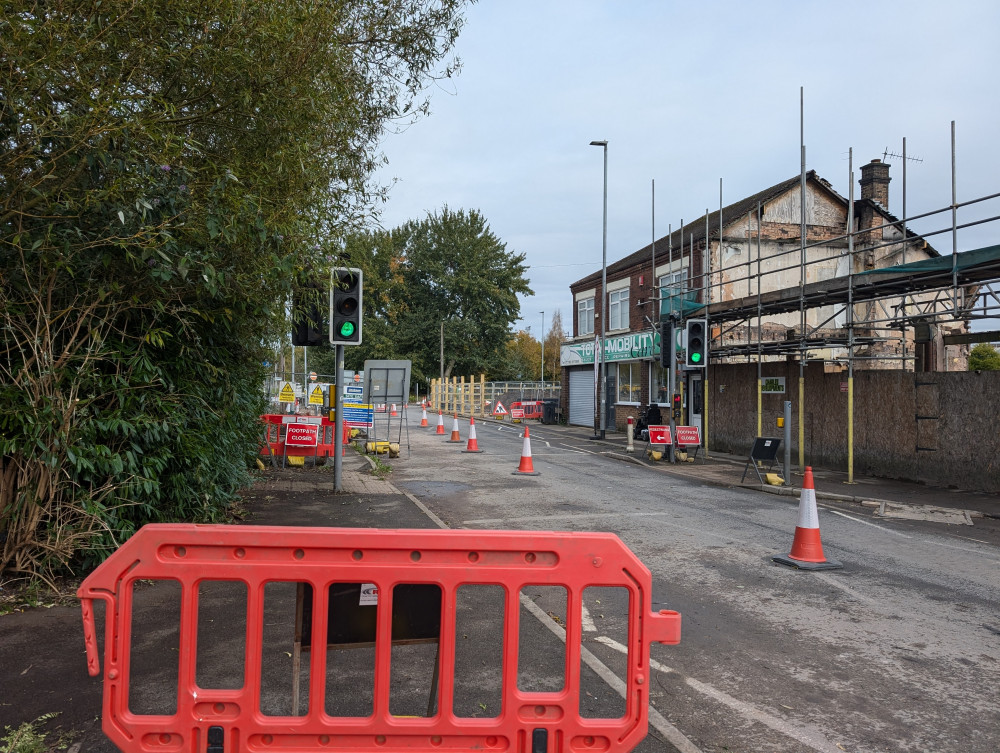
[568,368,595,427]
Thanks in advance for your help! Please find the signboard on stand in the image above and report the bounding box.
[278,382,296,403]
[285,424,319,447]
[647,425,672,445]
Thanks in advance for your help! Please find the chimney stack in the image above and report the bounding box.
[859,159,890,210]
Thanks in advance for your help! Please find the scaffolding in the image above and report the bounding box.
[648,117,1000,482]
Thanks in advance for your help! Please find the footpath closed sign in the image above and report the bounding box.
[285,424,319,447]
[675,426,701,446]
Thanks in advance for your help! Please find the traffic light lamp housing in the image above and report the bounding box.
[331,267,363,345]
[291,282,326,347]
[685,318,707,368]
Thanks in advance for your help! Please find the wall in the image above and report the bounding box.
[706,362,1000,492]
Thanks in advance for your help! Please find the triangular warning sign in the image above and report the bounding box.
[309,384,324,405]
[493,401,508,416]
[278,382,295,403]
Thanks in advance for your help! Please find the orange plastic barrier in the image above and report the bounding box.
[260,414,350,458]
[79,524,680,753]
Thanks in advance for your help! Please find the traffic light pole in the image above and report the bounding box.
[668,321,676,464]
[333,344,344,493]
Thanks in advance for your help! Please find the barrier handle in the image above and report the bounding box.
[648,609,682,645]
[81,597,101,677]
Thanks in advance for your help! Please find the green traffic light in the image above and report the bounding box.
[691,351,702,363]
[339,321,355,337]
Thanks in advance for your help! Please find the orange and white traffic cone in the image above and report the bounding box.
[391,403,398,417]
[772,467,842,570]
[435,411,445,435]
[513,425,540,475]
[447,413,462,443]
[420,407,429,427]
[462,417,484,453]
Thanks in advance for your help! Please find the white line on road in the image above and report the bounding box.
[596,637,845,753]
[825,509,913,538]
[580,603,597,633]
[520,597,702,753]
[402,485,702,753]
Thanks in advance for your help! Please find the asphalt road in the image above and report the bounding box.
[390,416,1000,753]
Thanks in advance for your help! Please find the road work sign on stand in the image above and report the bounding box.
[493,401,508,417]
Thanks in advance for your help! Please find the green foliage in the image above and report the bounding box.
[339,208,532,384]
[1,1,469,580]
[1,713,61,753]
[968,343,1000,371]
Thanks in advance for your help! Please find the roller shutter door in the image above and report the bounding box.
[568,368,595,427]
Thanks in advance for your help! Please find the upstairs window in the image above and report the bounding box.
[577,297,594,336]
[609,288,629,331]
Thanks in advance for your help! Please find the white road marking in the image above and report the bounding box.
[597,637,845,753]
[402,485,702,753]
[825,508,913,538]
[580,603,597,633]
[520,597,702,753]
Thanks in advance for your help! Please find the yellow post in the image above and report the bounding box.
[703,371,709,458]
[798,376,805,469]
[460,375,466,416]
[480,374,486,417]
[756,377,762,436]
[847,377,854,483]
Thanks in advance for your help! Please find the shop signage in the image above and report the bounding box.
[560,330,660,366]
[761,377,786,394]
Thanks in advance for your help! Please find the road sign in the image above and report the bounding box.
[285,424,319,447]
[308,384,325,405]
[309,371,318,382]
[511,408,524,420]
[278,382,295,403]
[675,426,701,446]
[493,401,508,416]
[345,385,364,396]
[647,425,671,445]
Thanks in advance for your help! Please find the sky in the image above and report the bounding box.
[374,0,1000,339]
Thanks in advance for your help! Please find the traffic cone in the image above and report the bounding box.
[513,425,540,475]
[462,417,484,453]
[435,411,445,434]
[772,467,842,570]
[391,403,398,417]
[447,413,462,443]
[420,407,429,427]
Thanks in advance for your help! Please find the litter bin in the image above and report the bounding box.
[541,399,558,425]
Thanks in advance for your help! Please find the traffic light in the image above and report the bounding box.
[291,282,326,346]
[672,393,682,420]
[331,267,363,345]
[685,318,707,368]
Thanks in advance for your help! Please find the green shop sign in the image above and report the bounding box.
[559,330,660,366]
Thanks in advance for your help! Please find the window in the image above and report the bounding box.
[609,288,629,331]
[659,270,686,318]
[649,362,670,405]
[614,362,641,404]
[577,297,594,336]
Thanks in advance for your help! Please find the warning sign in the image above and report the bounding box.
[675,426,701,446]
[278,382,295,403]
[493,401,508,416]
[308,384,325,405]
[285,424,319,447]
[648,425,671,445]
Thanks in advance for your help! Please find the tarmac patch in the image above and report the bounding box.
[869,500,976,526]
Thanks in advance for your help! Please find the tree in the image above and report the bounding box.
[969,343,1000,371]
[1,1,469,581]
[544,310,567,382]
[499,331,541,381]
[338,208,532,385]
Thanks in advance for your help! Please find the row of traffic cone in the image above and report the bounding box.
[422,408,538,474]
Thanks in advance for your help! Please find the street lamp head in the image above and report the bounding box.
[589,140,608,147]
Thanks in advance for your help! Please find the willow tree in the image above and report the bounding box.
[0,0,469,581]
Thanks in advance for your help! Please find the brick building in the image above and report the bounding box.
[560,160,972,430]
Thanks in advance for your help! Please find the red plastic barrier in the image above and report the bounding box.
[509,401,542,421]
[79,525,680,753]
[260,415,350,458]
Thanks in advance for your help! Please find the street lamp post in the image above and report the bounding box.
[540,310,545,390]
[590,140,608,439]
